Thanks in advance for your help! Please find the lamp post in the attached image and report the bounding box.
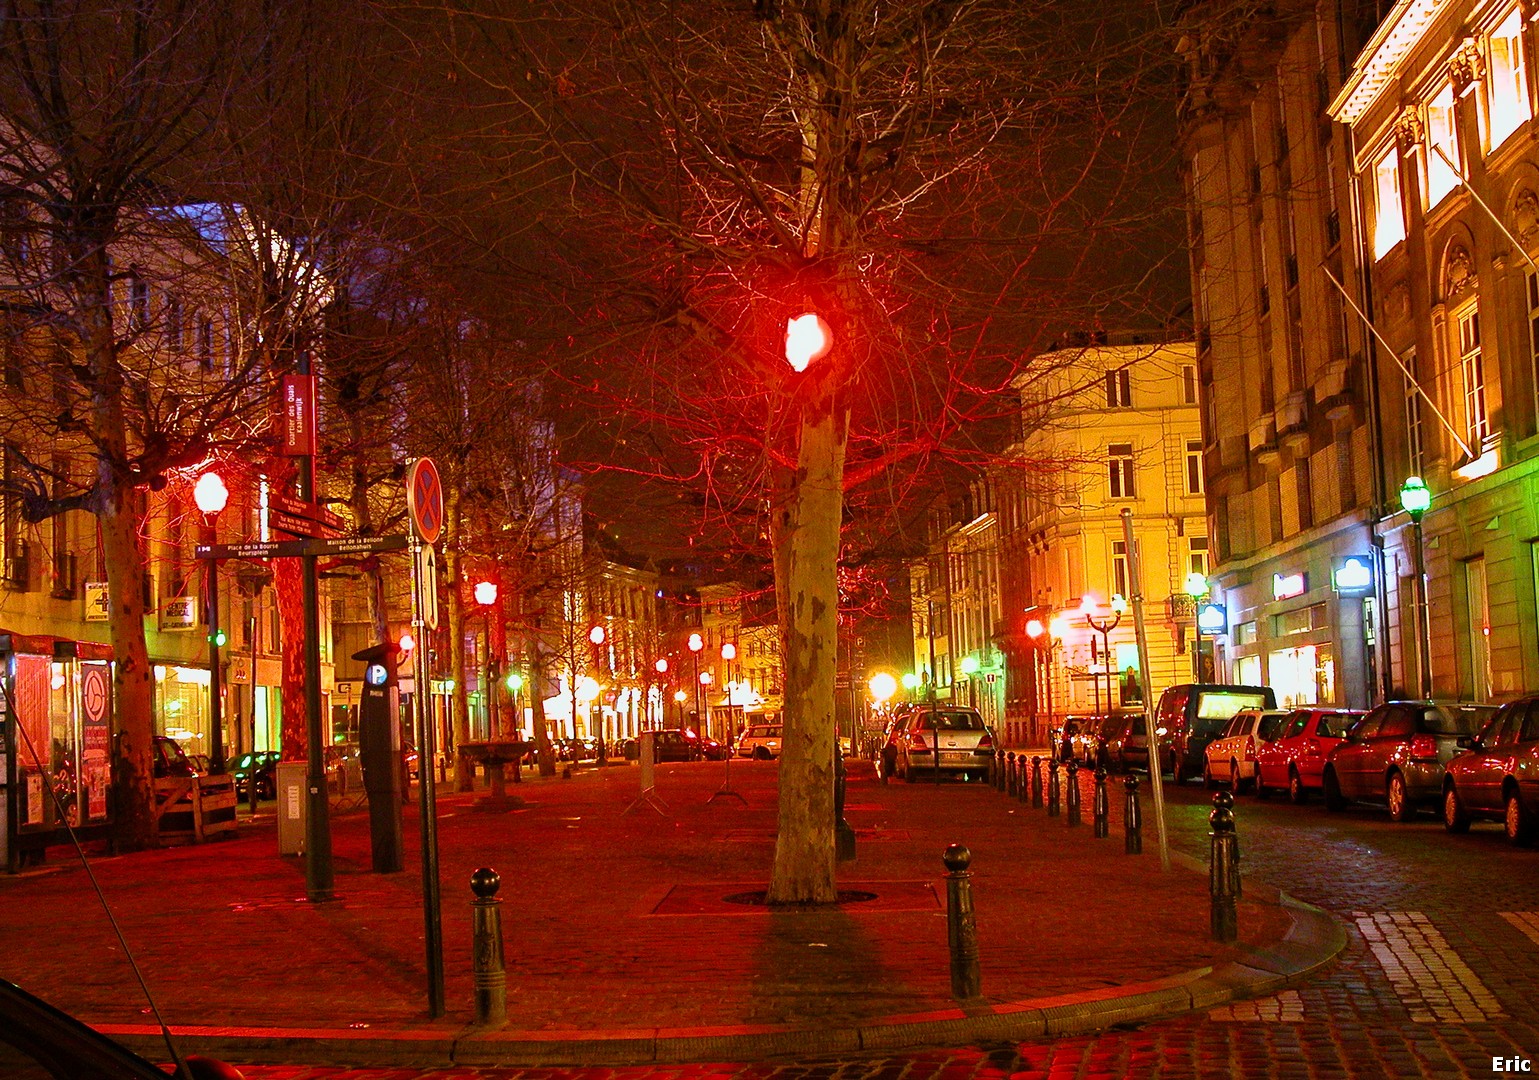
[1400,476,1434,698]
[475,581,499,739]
[673,689,688,728]
[687,632,704,731]
[193,470,229,772]
[588,624,607,759]
[654,658,669,731]
[1184,571,1210,682]
[959,655,981,711]
[1081,594,1127,718]
[720,642,737,743]
[504,671,524,738]
[698,670,713,736]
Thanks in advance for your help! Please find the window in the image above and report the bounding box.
[1189,536,1209,578]
[1182,365,1197,404]
[1185,440,1204,495]
[197,315,214,373]
[1105,367,1131,408]
[1373,147,1404,257]
[1459,306,1489,445]
[1488,8,1530,149]
[1112,541,1128,598]
[1108,443,1135,499]
[128,274,150,329]
[1404,348,1424,475]
[165,293,182,350]
[1529,270,1539,433]
[1425,83,1459,205]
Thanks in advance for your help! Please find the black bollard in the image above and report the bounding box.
[943,844,982,1000]
[1047,758,1061,817]
[1124,773,1143,854]
[1209,792,1239,942]
[1214,789,1242,897]
[470,868,507,1025]
[1016,753,1030,804]
[1093,765,1109,838]
[1005,752,1017,797]
[1031,756,1043,809]
[996,749,1006,792]
[1065,758,1081,826]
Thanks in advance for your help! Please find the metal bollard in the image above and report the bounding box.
[1093,765,1109,838]
[1031,756,1043,809]
[943,844,982,1000]
[1016,753,1029,804]
[1209,793,1239,943]
[470,868,507,1025]
[1047,758,1061,817]
[996,750,1006,792]
[1005,752,1016,797]
[1124,773,1143,854]
[1215,789,1242,897]
[1065,758,1081,826]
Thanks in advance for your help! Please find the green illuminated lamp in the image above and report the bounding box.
[1184,571,1209,600]
[959,655,981,676]
[1110,593,1129,615]
[1400,475,1431,520]
[505,671,524,692]
[901,672,920,691]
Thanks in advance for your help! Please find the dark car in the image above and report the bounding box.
[1,976,244,1079]
[652,729,702,762]
[225,750,280,799]
[1442,695,1539,844]
[1323,701,1497,821]
[1155,683,1277,784]
[699,736,731,761]
[1255,708,1364,802]
[152,735,198,779]
[1097,711,1174,773]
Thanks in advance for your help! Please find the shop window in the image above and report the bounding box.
[1488,7,1530,150]
[1458,306,1489,446]
[1108,443,1136,499]
[1425,83,1459,206]
[1373,147,1404,257]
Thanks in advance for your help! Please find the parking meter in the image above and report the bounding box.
[353,642,404,873]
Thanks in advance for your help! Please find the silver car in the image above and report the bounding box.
[737,724,783,759]
[895,706,995,783]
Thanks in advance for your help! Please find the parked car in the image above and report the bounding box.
[1063,715,1104,767]
[1442,695,1539,844]
[1323,701,1497,821]
[1156,683,1278,783]
[1255,707,1365,802]
[1050,717,1086,762]
[226,750,280,799]
[894,706,994,783]
[152,735,198,779]
[652,729,702,762]
[1097,712,1173,773]
[699,736,732,761]
[1203,709,1290,792]
[738,724,784,759]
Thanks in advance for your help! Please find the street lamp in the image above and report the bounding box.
[504,671,524,738]
[1081,594,1127,719]
[193,469,229,772]
[653,658,669,731]
[1184,571,1210,682]
[475,581,499,739]
[959,654,981,710]
[1400,476,1434,698]
[688,632,704,731]
[719,642,737,743]
[588,625,607,757]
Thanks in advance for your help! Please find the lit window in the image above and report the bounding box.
[1112,541,1128,598]
[1108,443,1136,499]
[1373,147,1404,257]
[1189,536,1209,578]
[1459,306,1489,446]
[1528,271,1539,432]
[1404,348,1424,476]
[1425,83,1459,206]
[1488,8,1530,149]
[1185,440,1205,495]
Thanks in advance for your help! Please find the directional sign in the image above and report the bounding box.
[270,510,343,541]
[270,492,346,531]
[197,535,408,561]
[314,534,408,557]
[416,543,440,630]
[406,458,444,545]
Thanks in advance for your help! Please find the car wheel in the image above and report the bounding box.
[754,747,771,761]
[1288,768,1306,805]
[1203,761,1217,789]
[1323,769,1347,812]
[1442,784,1471,834]
[1230,760,1245,795]
[1387,772,1413,823]
[1505,790,1535,847]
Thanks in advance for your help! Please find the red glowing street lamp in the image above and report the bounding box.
[194,470,229,773]
[688,632,704,729]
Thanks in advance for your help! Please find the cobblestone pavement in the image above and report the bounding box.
[224,767,1537,1079]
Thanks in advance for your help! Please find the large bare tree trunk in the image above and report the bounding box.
[528,629,556,776]
[99,487,155,850]
[767,389,848,904]
[274,555,308,760]
[444,482,473,790]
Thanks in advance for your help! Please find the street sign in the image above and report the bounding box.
[416,543,439,630]
[270,509,343,540]
[314,534,408,557]
[270,491,346,531]
[280,374,318,456]
[406,458,444,545]
[196,535,408,561]
[84,581,110,622]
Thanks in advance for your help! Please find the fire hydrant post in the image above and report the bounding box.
[943,844,982,1000]
[1047,758,1061,817]
[1093,765,1109,838]
[470,867,507,1025]
[1124,773,1143,854]
[1065,758,1081,827]
[1209,792,1239,943]
[1031,756,1043,809]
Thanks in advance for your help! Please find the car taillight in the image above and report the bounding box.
[1408,734,1439,762]
[976,733,994,750]
[910,733,932,751]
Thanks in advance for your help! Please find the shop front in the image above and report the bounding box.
[1,633,115,872]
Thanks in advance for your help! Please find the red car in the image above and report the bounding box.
[1255,707,1364,803]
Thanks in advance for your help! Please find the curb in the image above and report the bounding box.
[103,891,1346,1067]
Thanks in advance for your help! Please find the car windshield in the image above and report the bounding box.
[1423,706,1494,735]
[749,727,781,738]
[912,711,986,732]
[1195,691,1270,719]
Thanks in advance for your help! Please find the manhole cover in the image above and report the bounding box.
[721,889,879,906]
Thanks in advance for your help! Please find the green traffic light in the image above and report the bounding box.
[505,672,524,691]
[208,629,228,647]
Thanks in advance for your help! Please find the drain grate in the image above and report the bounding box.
[722,889,878,906]
[650,879,939,915]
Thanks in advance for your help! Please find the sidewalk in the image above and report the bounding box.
[0,757,1343,1066]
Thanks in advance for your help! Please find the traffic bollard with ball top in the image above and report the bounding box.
[1093,765,1109,837]
[1124,773,1143,854]
[1209,792,1239,943]
[470,868,507,1025]
[1065,758,1081,826]
[943,844,982,1000]
[1047,758,1061,817]
[1031,756,1043,809]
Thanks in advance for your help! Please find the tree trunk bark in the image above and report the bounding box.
[274,554,308,760]
[528,630,556,776]
[767,391,847,904]
[100,489,156,850]
[444,481,473,790]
